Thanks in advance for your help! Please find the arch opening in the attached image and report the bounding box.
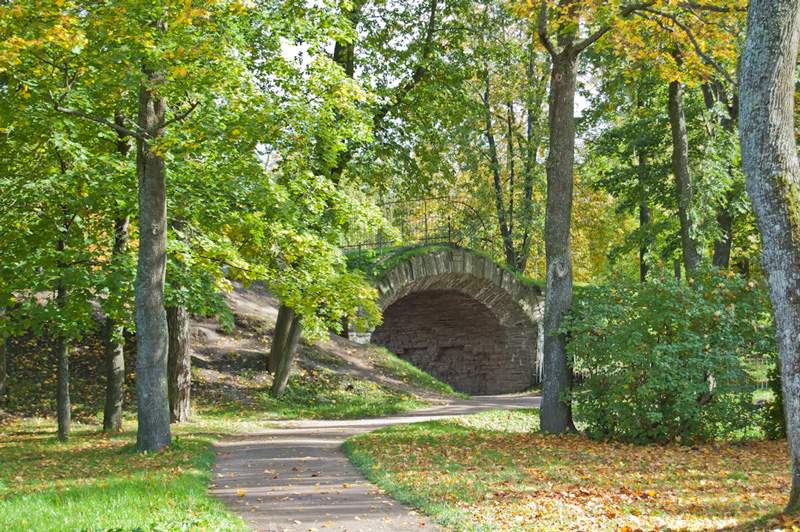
[372,289,535,395]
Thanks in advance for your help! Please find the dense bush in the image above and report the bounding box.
[562,267,775,444]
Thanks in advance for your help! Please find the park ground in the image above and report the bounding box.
[0,285,795,531]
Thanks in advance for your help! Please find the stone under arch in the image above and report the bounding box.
[369,247,544,395]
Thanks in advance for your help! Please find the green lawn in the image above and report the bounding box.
[345,409,792,531]
[0,418,247,532]
[196,364,431,421]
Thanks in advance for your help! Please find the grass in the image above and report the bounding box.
[344,408,793,531]
[196,364,432,421]
[367,346,469,398]
[0,417,248,532]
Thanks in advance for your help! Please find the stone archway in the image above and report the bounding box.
[369,247,544,395]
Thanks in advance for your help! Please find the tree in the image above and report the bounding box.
[738,0,800,513]
[166,305,190,422]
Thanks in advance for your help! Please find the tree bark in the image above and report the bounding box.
[269,304,293,373]
[539,50,577,434]
[703,82,737,269]
[55,280,70,441]
[517,42,548,274]
[167,305,191,423]
[739,0,800,513]
[135,70,171,451]
[712,195,733,268]
[638,147,651,283]
[668,80,702,276]
[483,74,517,269]
[0,308,6,409]
[270,308,302,398]
[103,215,129,432]
[640,199,651,283]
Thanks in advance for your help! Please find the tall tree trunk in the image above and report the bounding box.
[483,74,517,269]
[668,80,702,275]
[712,195,733,268]
[103,216,129,432]
[506,101,517,237]
[103,116,132,432]
[703,82,737,269]
[167,305,190,423]
[517,42,548,274]
[668,80,702,276]
[270,308,302,398]
[0,308,6,409]
[135,70,171,452]
[639,199,651,283]
[540,50,577,434]
[739,0,800,512]
[55,276,70,441]
[269,304,293,373]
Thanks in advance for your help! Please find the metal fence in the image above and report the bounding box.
[342,196,495,252]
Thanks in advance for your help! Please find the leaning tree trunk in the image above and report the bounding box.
[103,216,129,432]
[55,279,70,441]
[134,71,171,452]
[167,305,191,423]
[539,50,577,434]
[739,0,800,513]
[269,304,293,373]
[270,309,302,398]
[668,80,702,276]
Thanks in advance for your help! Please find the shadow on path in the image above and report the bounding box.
[210,395,540,531]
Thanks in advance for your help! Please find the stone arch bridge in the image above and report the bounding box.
[350,247,544,395]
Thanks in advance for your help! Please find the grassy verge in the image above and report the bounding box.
[197,364,431,421]
[0,417,247,531]
[345,409,792,531]
[367,346,468,398]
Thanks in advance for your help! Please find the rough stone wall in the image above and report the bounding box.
[369,247,545,393]
[372,290,537,394]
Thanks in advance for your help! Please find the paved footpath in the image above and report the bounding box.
[210,395,540,532]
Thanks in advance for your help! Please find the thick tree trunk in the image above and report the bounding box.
[269,304,293,373]
[167,305,191,423]
[135,71,171,452]
[270,308,302,398]
[55,281,70,441]
[539,51,577,434]
[668,80,702,276]
[739,0,800,513]
[103,216,129,432]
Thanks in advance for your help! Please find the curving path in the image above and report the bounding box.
[210,395,540,532]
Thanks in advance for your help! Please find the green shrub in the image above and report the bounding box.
[562,267,775,444]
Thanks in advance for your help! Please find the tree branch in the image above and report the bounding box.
[643,6,736,86]
[574,2,656,53]
[678,1,746,13]
[53,102,145,140]
[537,2,557,57]
[372,0,440,126]
[163,100,200,128]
